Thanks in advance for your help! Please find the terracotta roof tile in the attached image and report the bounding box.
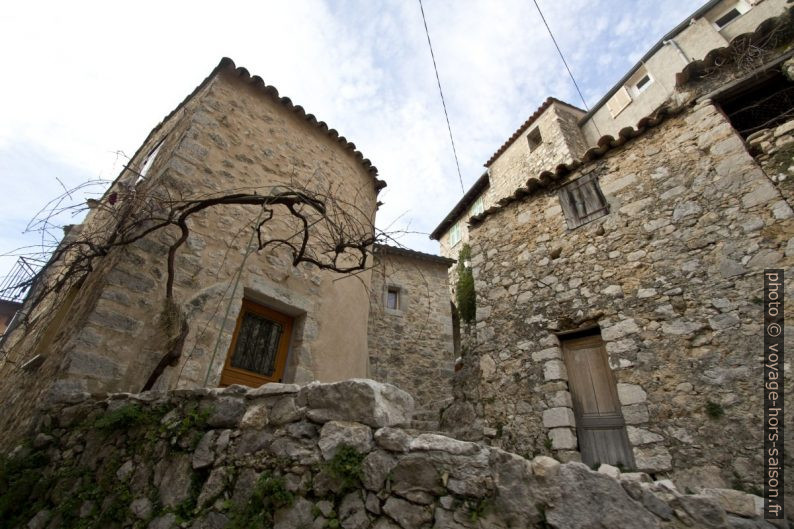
[469,104,687,228]
[676,7,794,87]
[484,97,584,167]
[374,243,455,266]
[133,57,386,193]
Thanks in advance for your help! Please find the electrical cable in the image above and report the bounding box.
[418,0,466,194]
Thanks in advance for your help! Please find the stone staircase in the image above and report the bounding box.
[409,397,453,431]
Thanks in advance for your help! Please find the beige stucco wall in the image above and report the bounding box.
[0,64,381,448]
[581,0,789,145]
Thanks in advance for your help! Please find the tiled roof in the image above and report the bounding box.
[675,6,794,87]
[468,104,687,229]
[132,57,386,193]
[485,97,584,167]
[429,171,490,241]
[374,243,455,266]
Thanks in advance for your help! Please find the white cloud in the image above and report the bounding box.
[0,0,706,264]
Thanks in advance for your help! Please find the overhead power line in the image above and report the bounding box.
[418,0,465,195]
[532,0,590,111]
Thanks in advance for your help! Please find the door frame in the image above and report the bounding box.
[558,328,636,468]
[220,300,293,387]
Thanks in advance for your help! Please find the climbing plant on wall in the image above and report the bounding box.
[456,244,475,324]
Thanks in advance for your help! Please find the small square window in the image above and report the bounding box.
[527,127,542,151]
[634,74,652,94]
[386,287,400,310]
[558,173,609,229]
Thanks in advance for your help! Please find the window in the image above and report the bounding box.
[386,287,400,310]
[558,173,609,229]
[220,300,293,387]
[606,86,632,118]
[633,73,653,95]
[138,139,164,183]
[470,196,484,216]
[527,127,542,151]
[713,1,750,30]
[449,222,461,247]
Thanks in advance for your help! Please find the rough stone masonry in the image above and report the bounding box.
[0,380,782,529]
[445,96,793,506]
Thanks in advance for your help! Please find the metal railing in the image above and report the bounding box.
[0,257,44,303]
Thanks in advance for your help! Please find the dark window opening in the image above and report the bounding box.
[714,8,741,29]
[558,173,609,229]
[387,287,400,310]
[528,127,542,151]
[635,74,651,92]
[716,70,794,139]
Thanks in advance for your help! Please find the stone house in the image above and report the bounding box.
[441,5,794,506]
[432,0,790,268]
[0,58,454,448]
[367,244,455,423]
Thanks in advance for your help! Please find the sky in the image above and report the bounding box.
[0,0,704,276]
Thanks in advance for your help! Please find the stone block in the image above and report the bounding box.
[543,360,568,382]
[633,446,672,472]
[531,347,561,362]
[542,407,576,428]
[601,319,640,341]
[622,403,649,425]
[627,426,663,445]
[302,379,414,428]
[318,421,373,460]
[548,428,577,450]
[617,384,647,406]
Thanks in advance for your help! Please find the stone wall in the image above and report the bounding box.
[487,102,587,202]
[367,247,455,413]
[0,60,382,450]
[1,379,781,529]
[448,98,793,503]
[747,116,794,207]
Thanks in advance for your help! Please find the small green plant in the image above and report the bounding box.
[544,437,553,451]
[455,244,476,324]
[468,497,491,522]
[536,503,552,529]
[0,449,51,526]
[94,403,153,431]
[228,472,293,529]
[323,445,365,493]
[705,400,724,419]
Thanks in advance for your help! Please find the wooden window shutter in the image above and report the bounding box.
[606,86,632,118]
[558,174,609,229]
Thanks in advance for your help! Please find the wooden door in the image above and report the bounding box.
[560,332,635,468]
[220,300,293,388]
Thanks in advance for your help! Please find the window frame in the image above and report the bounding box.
[527,127,543,152]
[470,196,485,217]
[220,300,293,387]
[632,73,653,96]
[712,1,750,30]
[448,222,462,247]
[386,286,400,311]
[557,173,610,230]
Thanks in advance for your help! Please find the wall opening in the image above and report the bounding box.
[716,68,794,139]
